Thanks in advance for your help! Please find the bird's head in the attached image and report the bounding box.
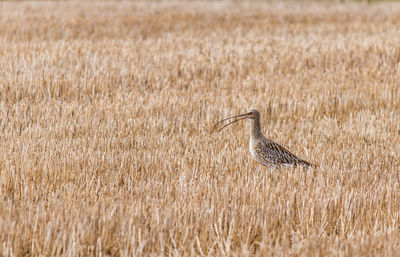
[214,109,260,132]
[247,109,260,120]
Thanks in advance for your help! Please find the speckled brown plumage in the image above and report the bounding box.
[215,109,315,168]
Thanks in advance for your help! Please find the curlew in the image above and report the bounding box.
[215,109,315,168]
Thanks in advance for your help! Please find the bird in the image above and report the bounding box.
[214,109,315,168]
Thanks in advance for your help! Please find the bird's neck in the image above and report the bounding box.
[250,118,263,141]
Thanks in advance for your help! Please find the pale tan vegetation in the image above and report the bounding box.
[0,1,400,256]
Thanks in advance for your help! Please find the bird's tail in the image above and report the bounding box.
[298,159,317,169]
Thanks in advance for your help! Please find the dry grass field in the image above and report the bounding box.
[1,1,400,256]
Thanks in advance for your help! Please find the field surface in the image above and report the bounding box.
[1,1,400,256]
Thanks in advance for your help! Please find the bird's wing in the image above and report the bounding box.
[254,140,303,166]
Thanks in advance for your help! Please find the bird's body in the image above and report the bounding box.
[215,109,315,168]
[249,133,314,168]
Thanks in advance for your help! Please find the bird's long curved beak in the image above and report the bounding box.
[214,113,250,133]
